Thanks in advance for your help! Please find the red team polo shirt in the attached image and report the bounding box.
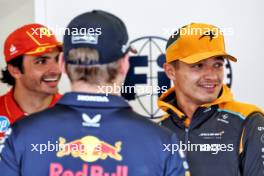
[0,88,61,124]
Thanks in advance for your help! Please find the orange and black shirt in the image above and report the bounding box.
[157,85,264,176]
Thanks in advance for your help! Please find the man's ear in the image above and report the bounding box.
[59,52,67,73]
[163,63,176,80]
[119,53,130,75]
[7,64,23,79]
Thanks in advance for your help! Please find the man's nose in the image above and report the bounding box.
[47,59,61,74]
[203,66,218,80]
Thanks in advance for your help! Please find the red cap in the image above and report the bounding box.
[4,23,61,63]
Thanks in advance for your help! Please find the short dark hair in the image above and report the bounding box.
[0,55,24,86]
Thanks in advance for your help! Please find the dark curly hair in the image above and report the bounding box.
[0,56,24,86]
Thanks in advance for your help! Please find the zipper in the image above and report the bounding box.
[184,127,189,159]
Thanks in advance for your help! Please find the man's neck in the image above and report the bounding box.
[13,86,53,115]
[175,93,199,121]
[177,101,198,120]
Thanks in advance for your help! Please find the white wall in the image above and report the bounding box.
[0,0,34,94]
[1,0,263,112]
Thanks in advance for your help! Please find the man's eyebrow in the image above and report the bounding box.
[34,54,58,60]
[215,56,225,61]
[34,56,49,60]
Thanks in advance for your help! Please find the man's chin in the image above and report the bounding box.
[201,96,218,105]
[41,87,59,96]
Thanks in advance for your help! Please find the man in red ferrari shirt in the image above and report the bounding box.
[0,24,62,138]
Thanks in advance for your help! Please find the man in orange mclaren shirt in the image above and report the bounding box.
[157,23,264,176]
[0,24,62,136]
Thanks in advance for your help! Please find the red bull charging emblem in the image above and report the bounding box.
[56,136,122,162]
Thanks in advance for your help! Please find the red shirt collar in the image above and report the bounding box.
[4,88,61,123]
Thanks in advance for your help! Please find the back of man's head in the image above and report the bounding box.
[63,10,134,85]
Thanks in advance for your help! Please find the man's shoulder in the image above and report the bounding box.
[12,104,69,131]
[0,90,9,101]
[0,93,6,110]
[0,88,14,110]
[220,100,264,118]
[0,91,11,120]
[10,106,175,145]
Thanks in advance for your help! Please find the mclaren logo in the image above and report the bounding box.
[199,31,216,41]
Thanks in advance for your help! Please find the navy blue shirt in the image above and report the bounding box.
[0,92,188,176]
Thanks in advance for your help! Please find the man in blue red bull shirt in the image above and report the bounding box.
[0,10,189,176]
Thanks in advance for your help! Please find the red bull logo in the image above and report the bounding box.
[49,163,128,176]
[56,136,122,162]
